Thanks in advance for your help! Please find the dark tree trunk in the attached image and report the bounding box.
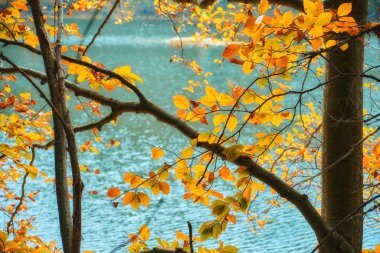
[28,1,83,252]
[322,0,368,252]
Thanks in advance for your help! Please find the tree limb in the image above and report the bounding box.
[0,38,146,102]
[1,52,354,251]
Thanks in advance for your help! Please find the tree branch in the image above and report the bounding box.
[74,110,121,132]
[1,61,353,251]
[0,38,147,102]
[311,194,380,253]
[83,0,121,56]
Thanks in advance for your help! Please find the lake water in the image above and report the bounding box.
[1,18,379,253]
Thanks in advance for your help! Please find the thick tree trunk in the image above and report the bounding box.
[322,0,367,252]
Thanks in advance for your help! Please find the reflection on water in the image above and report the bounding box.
[1,19,378,253]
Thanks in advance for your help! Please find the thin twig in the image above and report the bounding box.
[83,0,121,56]
[187,221,194,253]
[6,148,35,234]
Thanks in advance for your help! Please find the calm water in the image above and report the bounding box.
[1,18,379,252]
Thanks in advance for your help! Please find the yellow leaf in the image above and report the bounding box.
[258,0,270,15]
[139,224,150,241]
[235,13,248,23]
[242,92,255,104]
[325,40,337,48]
[316,12,332,26]
[89,146,99,154]
[137,192,150,207]
[281,11,293,27]
[181,147,194,159]
[176,231,188,240]
[223,245,239,253]
[217,93,235,106]
[310,25,323,37]
[152,147,165,159]
[4,84,11,93]
[226,115,238,132]
[303,0,317,16]
[107,187,121,198]
[340,43,349,51]
[125,72,143,83]
[0,230,8,243]
[257,77,268,88]
[80,165,90,172]
[114,66,131,76]
[173,95,190,109]
[337,2,352,17]
[242,61,254,75]
[198,132,211,142]
[25,132,42,141]
[19,92,31,100]
[205,86,218,99]
[252,182,265,191]
[130,195,140,210]
[213,114,228,126]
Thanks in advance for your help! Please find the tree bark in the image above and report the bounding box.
[28,1,79,252]
[322,0,368,252]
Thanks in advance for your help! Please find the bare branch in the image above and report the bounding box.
[83,0,121,56]
[187,221,194,253]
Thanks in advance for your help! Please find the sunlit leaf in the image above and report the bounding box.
[173,95,190,109]
[107,187,121,198]
[152,147,165,159]
[337,2,352,17]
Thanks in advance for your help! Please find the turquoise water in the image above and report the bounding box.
[1,18,379,252]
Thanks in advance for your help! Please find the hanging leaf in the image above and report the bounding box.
[107,187,121,198]
[173,95,190,109]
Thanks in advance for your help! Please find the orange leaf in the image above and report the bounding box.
[227,214,237,224]
[137,192,150,207]
[229,58,244,65]
[107,187,121,198]
[222,44,241,59]
[159,181,170,195]
[152,147,165,159]
[218,166,231,180]
[139,225,150,241]
[123,192,135,205]
[258,0,270,15]
[11,1,28,11]
[337,2,352,17]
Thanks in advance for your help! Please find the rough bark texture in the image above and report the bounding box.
[28,0,74,252]
[55,1,83,252]
[322,0,367,252]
